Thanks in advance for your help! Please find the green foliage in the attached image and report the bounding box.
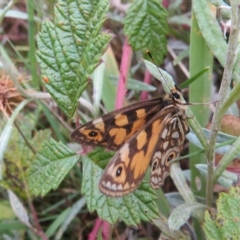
[124,0,169,64]
[112,76,157,92]
[28,138,79,196]
[0,201,15,221]
[168,202,206,230]
[87,147,114,169]
[2,0,240,238]
[0,116,51,199]
[203,186,240,240]
[36,0,112,117]
[81,151,159,225]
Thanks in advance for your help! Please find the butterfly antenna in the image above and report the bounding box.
[146,50,173,92]
[189,100,219,106]
[146,51,219,107]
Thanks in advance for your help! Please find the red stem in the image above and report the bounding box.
[102,221,111,239]
[162,0,169,8]
[88,218,102,240]
[140,70,152,100]
[115,39,133,109]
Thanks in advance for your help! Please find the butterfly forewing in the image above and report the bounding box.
[98,105,179,196]
[71,98,165,150]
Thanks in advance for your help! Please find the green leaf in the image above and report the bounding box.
[196,164,238,189]
[0,201,15,220]
[101,49,118,111]
[203,186,240,239]
[179,67,210,89]
[143,59,175,92]
[168,203,206,231]
[124,0,168,64]
[111,76,156,92]
[87,147,114,169]
[168,15,191,27]
[46,197,86,239]
[187,128,238,157]
[81,154,159,225]
[36,0,112,117]
[0,115,51,199]
[28,138,80,196]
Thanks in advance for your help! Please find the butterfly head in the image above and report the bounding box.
[169,86,184,105]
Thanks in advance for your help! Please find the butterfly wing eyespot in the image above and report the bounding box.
[116,166,123,176]
[88,131,98,137]
[167,153,175,162]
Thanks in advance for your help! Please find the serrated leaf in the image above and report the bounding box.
[168,203,206,231]
[36,0,112,117]
[87,147,114,169]
[124,0,168,64]
[203,186,240,239]
[81,155,159,225]
[28,138,80,196]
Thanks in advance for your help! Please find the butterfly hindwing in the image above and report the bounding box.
[71,98,165,150]
[150,115,190,188]
[98,105,178,196]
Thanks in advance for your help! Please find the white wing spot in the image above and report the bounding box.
[172,131,179,138]
[162,128,168,139]
[106,181,111,189]
[153,151,161,159]
[119,143,129,154]
[111,183,117,190]
[163,141,169,150]
[117,184,123,190]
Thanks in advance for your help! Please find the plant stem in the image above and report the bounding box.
[140,70,152,100]
[114,39,132,109]
[206,1,240,206]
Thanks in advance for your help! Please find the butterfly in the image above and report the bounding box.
[71,85,190,197]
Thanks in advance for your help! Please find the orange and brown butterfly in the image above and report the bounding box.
[71,84,190,197]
